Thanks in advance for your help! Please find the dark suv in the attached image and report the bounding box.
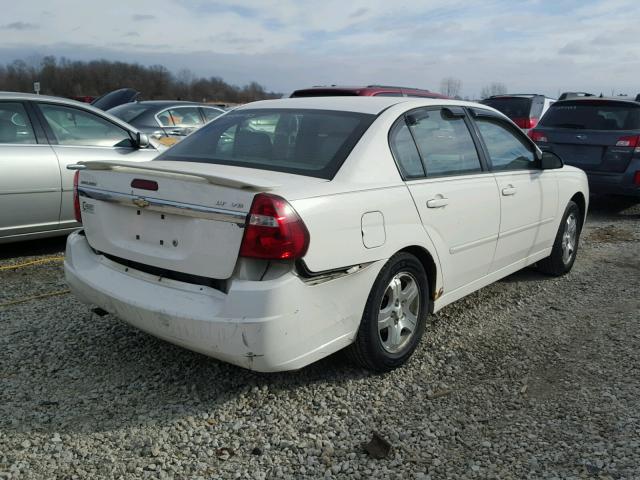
[481,94,555,131]
[290,85,448,99]
[529,96,640,197]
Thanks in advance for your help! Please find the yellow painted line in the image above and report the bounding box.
[0,289,71,308]
[0,256,64,271]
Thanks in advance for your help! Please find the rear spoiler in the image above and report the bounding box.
[68,160,279,191]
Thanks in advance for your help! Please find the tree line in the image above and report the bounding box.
[440,76,508,100]
[0,56,281,103]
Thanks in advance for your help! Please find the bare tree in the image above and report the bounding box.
[480,82,508,99]
[0,56,281,102]
[440,77,462,98]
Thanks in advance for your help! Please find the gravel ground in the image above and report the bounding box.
[1,197,639,479]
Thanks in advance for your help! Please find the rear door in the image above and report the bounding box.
[471,110,558,272]
[536,100,640,173]
[34,102,157,230]
[391,106,500,292]
[0,101,61,237]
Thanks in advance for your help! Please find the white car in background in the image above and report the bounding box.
[64,97,589,372]
[0,92,158,244]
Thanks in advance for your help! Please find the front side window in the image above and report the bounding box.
[39,104,132,147]
[408,108,482,177]
[157,109,375,179]
[475,118,537,170]
[0,102,37,144]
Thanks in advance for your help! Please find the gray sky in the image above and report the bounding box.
[1,0,639,97]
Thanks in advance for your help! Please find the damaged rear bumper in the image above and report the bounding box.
[64,232,382,372]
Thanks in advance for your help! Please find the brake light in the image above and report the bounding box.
[73,170,82,223]
[513,117,538,129]
[634,171,640,185]
[239,193,309,260]
[615,135,640,153]
[131,178,159,191]
[528,130,548,143]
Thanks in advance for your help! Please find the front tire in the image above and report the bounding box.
[348,252,429,372]
[538,201,582,276]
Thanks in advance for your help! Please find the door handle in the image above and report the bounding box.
[501,185,517,196]
[426,197,449,208]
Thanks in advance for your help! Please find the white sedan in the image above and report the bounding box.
[64,97,589,372]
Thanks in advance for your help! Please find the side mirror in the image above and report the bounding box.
[136,132,150,149]
[541,151,563,169]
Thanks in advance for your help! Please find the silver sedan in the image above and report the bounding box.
[0,92,159,244]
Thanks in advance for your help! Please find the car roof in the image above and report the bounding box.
[487,94,555,100]
[291,85,448,99]
[553,96,640,106]
[237,96,495,115]
[0,91,96,107]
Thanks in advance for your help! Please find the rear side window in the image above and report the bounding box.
[482,97,532,119]
[0,102,36,144]
[476,118,537,171]
[167,107,202,127]
[539,101,640,130]
[157,109,375,179]
[407,108,482,177]
[389,121,424,178]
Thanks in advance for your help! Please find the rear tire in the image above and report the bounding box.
[538,201,581,276]
[348,252,429,372]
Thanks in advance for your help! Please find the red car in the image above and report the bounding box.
[290,85,448,99]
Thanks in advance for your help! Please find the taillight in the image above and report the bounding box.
[513,117,538,129]
[615,135,640,153]
[239,193,309,260]
[528,130,548,143]
[73,170,82,223]
[634,171,640,185]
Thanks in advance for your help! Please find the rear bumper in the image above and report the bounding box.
[64,232,382,372]
[586,171,640,197]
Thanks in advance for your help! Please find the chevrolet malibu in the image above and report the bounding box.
[64,97,589,372]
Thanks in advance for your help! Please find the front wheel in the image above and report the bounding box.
[348,252,429,372]
[538,201,582,276]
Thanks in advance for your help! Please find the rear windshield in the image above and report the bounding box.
[539,101,640,130]
[482,97,533,118]
[156,108,375,179]
[108,103,150,123]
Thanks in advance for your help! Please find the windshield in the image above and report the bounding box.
[482,97,533,118]
[108,103,150,123]
[539,101,640,130]
[156,108,375,179]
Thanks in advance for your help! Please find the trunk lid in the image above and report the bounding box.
[76,161,283,280]
[543,129,637,172]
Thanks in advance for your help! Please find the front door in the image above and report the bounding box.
[389,107,501,294]
[473,114,558,272]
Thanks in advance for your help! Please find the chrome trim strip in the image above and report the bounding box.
[77,186,248,225]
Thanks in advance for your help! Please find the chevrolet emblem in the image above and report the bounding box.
[132,197,150,208]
